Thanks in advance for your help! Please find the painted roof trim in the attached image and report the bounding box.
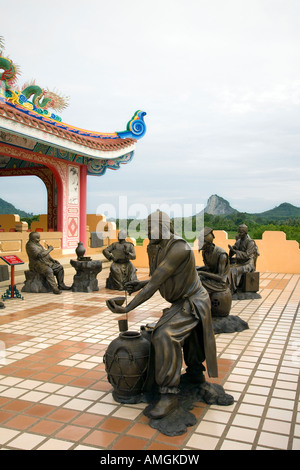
[0,99,147,160]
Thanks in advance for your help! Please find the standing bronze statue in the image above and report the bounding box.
[24,232,71,294]
[197,227,232,317]
[107,211,218,419]
[103,230,138,290]
[228,224,259,293]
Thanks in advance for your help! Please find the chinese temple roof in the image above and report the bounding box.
[0,37,146,175]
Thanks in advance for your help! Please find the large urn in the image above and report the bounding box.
[103,331,150,404]
[210,287,232,317]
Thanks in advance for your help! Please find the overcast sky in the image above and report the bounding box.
[1,0,300,217]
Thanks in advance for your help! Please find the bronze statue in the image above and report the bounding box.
[197,227,232,317]
[228,224,259,293]
[197,227,230,294]
[103,230,138,290]
[25,232,71,294]
[107,211,218,419]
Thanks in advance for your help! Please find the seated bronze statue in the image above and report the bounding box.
[103,230,138,290]
[24,232,71,294]
[228,224,259,293]
[197,227,232,316]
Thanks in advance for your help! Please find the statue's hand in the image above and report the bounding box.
[125,280,143,295]
[106,299,126,314]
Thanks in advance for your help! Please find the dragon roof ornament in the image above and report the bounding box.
[0,36,146,142]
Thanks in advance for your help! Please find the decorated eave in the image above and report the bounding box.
[0,36,146,175]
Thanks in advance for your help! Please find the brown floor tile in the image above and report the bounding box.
[83,429,117,448]
[45,365,69,374]
[112,435,148,450]
[72,413,104,428]
[0,333,34,347]
[29,419,64,435]
[69,377,97,388]
[48,408,79,423]
[26,404,56,418]
[0,411,14,424]
[63,367,87,377]
[49,374,74,384]
[11,369,35,378]
[0,397,11,407]
[55,424,90,441]
[147,441,180,450]
[100,417,131,433]
[5,414,38,430]
[3,400,33,412]
[31,372,56,381]
[127,422,157,439]
[91,381,112,392]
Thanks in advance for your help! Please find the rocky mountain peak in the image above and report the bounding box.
[205,194,237,216]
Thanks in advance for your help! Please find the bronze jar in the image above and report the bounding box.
[210,287,232,317]
[103,330,150,403]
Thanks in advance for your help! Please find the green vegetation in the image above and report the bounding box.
[116,211,300,246]
[0,197,33,218]
[0,197,39,228]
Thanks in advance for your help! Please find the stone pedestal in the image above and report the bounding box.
[22,270,52,293]
[70,258,102,292]
[0,265,9,282]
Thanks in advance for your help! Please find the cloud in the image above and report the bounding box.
[0,0,299,217]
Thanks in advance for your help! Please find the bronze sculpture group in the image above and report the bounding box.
[106,212,234,434]
[19,221,258,435]
[198,224,259,302]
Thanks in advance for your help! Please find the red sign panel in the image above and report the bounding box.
[0,255,24,266]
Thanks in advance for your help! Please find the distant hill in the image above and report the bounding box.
[204,194,237,216]
[202,195,300,222]
[253,202,300,220]
[0,197,33,218]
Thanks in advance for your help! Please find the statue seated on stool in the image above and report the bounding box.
[22,232,71,295]
[197,227,232,317]
[103,230,138,290]
[228,224,260,297]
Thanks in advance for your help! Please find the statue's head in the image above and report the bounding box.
[198,227,214,251]
[147,210,174,244]
[238,224,248,238]
[29,231,40,244]
[118,230,127,242]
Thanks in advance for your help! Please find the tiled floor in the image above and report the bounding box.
[0,268,299,450]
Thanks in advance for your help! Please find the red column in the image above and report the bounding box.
[79,164,87,249]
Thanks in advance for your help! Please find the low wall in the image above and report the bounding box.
[0,232,63,264]
[131,230,300,274]
[1,229,299,274]
[0,230,109,263]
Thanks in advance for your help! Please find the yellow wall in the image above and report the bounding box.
[31,215,48,232]
[1,213,300,274]
[131,230,300,274]
[0,232,63,263]
[0,214,20,232]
